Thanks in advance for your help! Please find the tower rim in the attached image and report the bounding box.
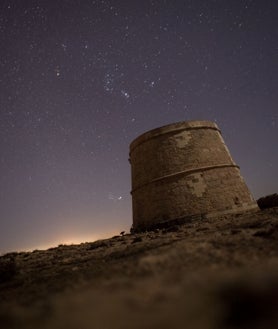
[129,120,220,155]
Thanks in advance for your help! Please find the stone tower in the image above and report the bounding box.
[129,121,258,232]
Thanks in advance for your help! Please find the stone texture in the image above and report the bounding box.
[0,208,277,329]
[129,121,258,231]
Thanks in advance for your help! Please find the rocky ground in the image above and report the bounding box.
[0,207,278,329]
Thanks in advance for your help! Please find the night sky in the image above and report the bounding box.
[1,0,277,253]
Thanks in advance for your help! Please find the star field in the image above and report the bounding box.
[0,0,277,253]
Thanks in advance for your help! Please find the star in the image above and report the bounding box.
[121,90,130,99]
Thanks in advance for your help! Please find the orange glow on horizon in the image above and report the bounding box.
[17,229,122,253]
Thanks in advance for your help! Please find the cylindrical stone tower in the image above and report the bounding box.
[129,121,258,231]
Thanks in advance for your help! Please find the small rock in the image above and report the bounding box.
[257,194,278,209]
[132,236,143,244]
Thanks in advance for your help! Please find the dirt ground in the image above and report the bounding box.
[1,207,278,329]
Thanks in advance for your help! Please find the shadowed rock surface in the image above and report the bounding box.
[0,207,278,329]
[257,193,278,209]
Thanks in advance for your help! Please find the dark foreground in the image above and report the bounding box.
[1,208,278,329]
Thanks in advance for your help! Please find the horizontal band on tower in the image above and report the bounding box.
[131,163,240,194]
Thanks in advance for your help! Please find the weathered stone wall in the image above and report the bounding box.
[129,121,258,231]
